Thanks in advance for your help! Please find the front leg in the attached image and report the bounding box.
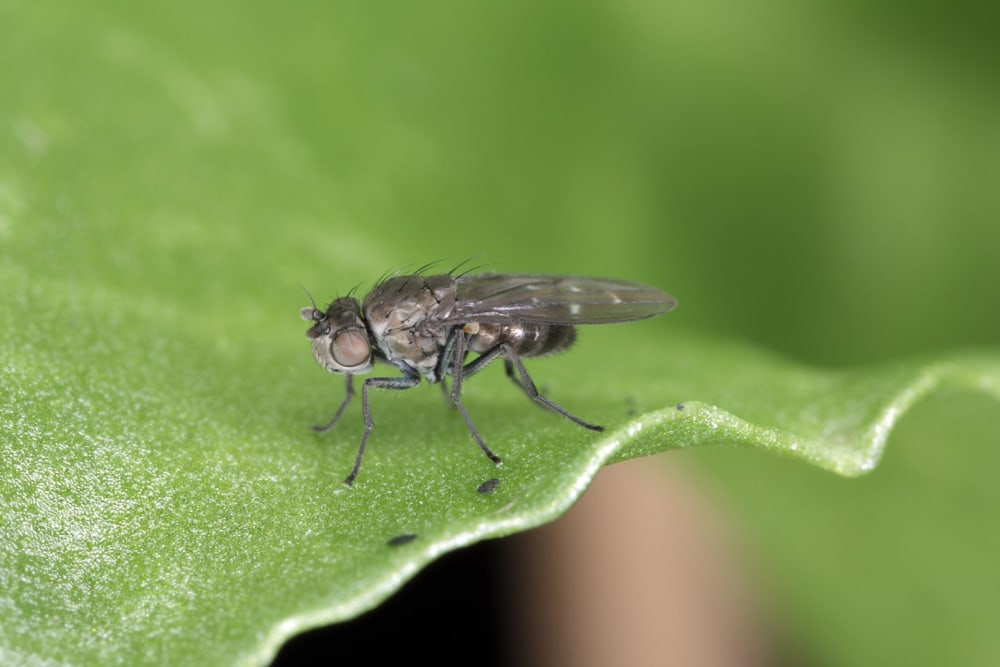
[313,374,354,433]
[345,373,421,486]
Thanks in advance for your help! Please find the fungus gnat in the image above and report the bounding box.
[301,271,676,485]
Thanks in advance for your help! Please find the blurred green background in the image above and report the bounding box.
[3,0,999,664]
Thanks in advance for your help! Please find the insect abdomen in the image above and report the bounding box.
[469,322,576,358]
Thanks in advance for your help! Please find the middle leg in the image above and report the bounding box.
[449,329,503,466]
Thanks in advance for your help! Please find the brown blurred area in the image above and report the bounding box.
[505,458,779,667]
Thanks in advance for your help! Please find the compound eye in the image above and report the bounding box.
[331,330,370,368]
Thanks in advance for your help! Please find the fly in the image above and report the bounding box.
[300,270,676,485]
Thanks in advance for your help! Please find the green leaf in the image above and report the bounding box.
[3,248,999,665]
[4,1,999,665]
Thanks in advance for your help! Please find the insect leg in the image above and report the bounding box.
[450,330,503,467]
[502,344,604,432]
[344,373,421,486]
[435,328,460,406]
[313,374,355,433]
[435,327,475,407]
[503,359,522,391]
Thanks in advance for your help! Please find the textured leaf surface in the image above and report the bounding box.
[3,1,999,665]
[3,253,998,665]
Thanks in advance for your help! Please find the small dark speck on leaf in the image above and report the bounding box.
[476,478,499,494]
[387,533,417,547]
[676,403,685,411]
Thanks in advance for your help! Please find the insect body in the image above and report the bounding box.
[301,272,676,485]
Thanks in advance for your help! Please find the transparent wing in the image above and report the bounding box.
[449,273,676,325]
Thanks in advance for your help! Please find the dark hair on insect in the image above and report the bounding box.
[449,256,490,278]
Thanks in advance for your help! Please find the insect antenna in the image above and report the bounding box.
[297,283,326,322]
[298,283,319,308]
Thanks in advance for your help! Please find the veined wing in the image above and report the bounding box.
[449,273,676,325]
